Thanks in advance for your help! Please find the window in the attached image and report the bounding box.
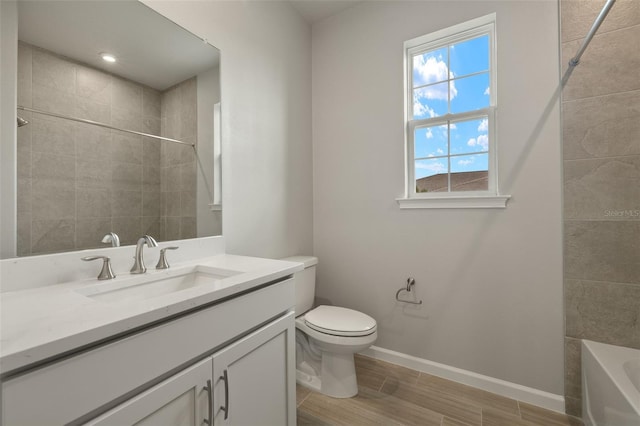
[398,14,509,209]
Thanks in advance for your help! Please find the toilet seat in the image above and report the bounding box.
[304,305,376,337]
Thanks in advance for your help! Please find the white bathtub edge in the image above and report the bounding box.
[360,345,565,413]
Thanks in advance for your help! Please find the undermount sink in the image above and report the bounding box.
[75,265,242,303]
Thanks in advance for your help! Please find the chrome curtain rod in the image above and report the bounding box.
[17,106,195,147]
[563,0,616,84]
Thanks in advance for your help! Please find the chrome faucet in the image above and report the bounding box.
[102,232,120,247]
[130,235,158,274]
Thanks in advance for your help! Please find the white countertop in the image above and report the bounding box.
[0,254,303,374]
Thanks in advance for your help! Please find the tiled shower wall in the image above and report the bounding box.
[16,42,198,255]
[160,78,198,241]
[561,0,640,417]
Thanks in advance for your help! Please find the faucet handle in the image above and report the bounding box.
[156,246,179,270]
[82,256,116,280]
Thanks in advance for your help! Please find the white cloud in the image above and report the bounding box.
[436,148,444,154]
[413,55,457,100]
[426,128,433,139]
[478,119,488,132]
[484,86,490,95]
[458,158,474,166]
[416,161,446,174]
[467,134,489,150]
[413,98,436,119]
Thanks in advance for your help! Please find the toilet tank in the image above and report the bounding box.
[281,256,318,315]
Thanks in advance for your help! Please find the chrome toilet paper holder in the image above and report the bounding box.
[395,277,423,305]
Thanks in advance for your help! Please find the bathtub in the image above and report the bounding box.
[582,340,640,426]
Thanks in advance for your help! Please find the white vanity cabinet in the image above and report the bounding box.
[1,278,296,426]
[88,313,294,426]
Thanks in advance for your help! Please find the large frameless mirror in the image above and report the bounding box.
[7,0,221,258]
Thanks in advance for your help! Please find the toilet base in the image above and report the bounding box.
[320,352,358,398]
[295,353,358,398]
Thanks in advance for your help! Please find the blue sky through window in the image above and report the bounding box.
[412,33,491,182]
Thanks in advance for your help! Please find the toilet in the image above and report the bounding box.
[282,256,377,398]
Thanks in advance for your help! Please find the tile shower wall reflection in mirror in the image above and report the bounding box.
[16,42,220,255]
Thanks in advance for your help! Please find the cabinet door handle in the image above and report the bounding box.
[204,379,213,425]
[219,370,229,420]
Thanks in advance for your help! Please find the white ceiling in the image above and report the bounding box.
[288,0,363,24]
[17,1,220,91]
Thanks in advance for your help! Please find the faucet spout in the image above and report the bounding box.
[130,235,158,274]
[102,232,120,247]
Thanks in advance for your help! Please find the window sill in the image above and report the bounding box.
[396,194,511,209]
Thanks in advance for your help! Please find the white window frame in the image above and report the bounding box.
[397,13,510,209]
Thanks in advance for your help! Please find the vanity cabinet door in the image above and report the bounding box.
[212,311,296,426]
[85,357,213,426]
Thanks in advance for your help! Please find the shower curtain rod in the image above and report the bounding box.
[562,0,616,85]
[17,106,195,147]
[568,0,616,68]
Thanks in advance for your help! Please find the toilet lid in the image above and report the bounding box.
[304,305,377,337]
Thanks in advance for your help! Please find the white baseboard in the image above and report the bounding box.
[360,345,565,414]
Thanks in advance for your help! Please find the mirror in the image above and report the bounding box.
[9,0,221,258]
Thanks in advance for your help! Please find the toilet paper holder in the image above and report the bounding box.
[395,277,423,305]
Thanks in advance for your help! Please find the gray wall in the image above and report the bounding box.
[312,1,564,395]
[561,0,640,417]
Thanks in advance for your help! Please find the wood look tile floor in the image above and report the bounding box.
[296,355,582,426]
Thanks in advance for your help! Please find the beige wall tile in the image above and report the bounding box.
[143,191,161,217]
[562,25,640,101]
[31,184,75,221]
[143,138,161,165]
[566,279,640,348]
[17,178,31,215]
[77,189,111,218]
[111,132,143,164]
[564,156,640,220]
[32,83,75,116]
[17,150,31,179]
[75,124,111,161]
[32,48,75,93]
[112,107,143,133]
[17,112,32,154]
[180,217,197,239]
[561,0,640,43]
[16,214,31,257]
[165,166,181,191]
[111,190,142,218]
[18,42,33,108]
[164,192,181,216]
[180,162,197,191]
[142,216,161,240]
[76,218,112,249]
[564,221,640,283]
[564,337,582,399]
[180,191,196,217]
[112,162,142,191]
[143,87,161,119]
[112,78,142,114]
[165,217,181,241]
[32,151,75,181]
[143,165,161,191]
[31,219,75,254]
[562,90,640,160]
[143,117,161,136]
[564,396,582,418]
[31,116,74,156]
[77,160,111,190]
[112,217,142,246]
[77,66,111,105]
[76,97,110,123]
